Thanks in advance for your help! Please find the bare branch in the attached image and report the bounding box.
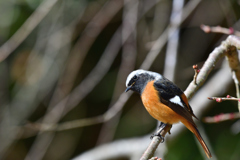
[52,0,124,106]
[0,0,59,62]
[20,0,201,136]
[97,0,138,144]
[141,0,201,70]
[208,95,240,102]
[18,0,160,140]
[201,24,240,36]
[203,112,240,123]
[185,35,240,100]
[232,71,240,111]
[163,0,184,81]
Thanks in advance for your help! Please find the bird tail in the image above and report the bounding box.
[183,121,212,159]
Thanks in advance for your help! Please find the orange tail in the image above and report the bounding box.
[184,121,212,159]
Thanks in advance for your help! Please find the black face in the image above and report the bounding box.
[128,75,138,86]
[125,73,152,94]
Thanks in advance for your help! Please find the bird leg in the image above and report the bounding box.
[150,122,172,143]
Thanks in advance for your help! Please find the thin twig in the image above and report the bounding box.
[209,71,240,112]
[201,24,240,36]
[20,0,201,136]
[52,0,124,106]
[232,71,240,111]
[163,0,184,81]
[19,92,132,134]
[97,0,138,144]
[208,95,240,102]
[41,1,138,124]
[203,112,240,123]
[23,3,87,160]
[33,0,158,125]
[0,0,59,62]
[193,64,200,85]
[18,0,159,140]
[19,35,240,137]
[140,0,201,70]
[184,36,240,100]
[0,3,80,157]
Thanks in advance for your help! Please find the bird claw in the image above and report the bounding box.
[150,133,165,143]
[150,122,172,143]
[168,130,171,134]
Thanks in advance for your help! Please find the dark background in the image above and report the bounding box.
[0,0,240,159]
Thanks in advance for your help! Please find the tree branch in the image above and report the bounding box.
[201,24,240,36]
[185,35,240,100]
[0,0,59,62]
[203,112,240,123]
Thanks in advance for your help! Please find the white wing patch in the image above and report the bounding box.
[169,96,184,107]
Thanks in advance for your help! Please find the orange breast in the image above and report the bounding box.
[141,81,182,124]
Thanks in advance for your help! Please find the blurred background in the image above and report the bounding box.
[0,0,240,160]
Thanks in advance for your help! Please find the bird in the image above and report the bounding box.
[125,69,212,159]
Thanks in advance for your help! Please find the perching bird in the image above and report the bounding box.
[125,69,212,158]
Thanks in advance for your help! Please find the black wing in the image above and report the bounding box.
[154,78,196,127]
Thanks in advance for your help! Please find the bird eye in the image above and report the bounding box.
[133,75,137,80]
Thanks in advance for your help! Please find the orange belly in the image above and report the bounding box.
[141,81,182,124]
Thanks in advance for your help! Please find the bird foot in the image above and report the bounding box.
[150,122,172,143]
[150,132,165,143]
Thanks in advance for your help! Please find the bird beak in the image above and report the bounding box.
[125,82,135,92]
[125,86,132,92]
